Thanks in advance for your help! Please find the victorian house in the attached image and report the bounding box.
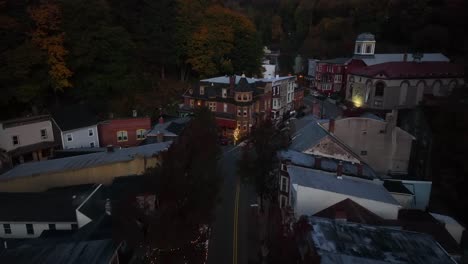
[183,74,296,138]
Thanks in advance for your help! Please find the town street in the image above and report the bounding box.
[303,94,342,119]
[207,144,257,264]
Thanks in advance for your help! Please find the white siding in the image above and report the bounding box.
[0,120,55,152]
[61,125,99,149]
[0,222,75,238]
[292,185,400,220]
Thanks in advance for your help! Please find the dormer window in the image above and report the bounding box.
[237,94,241,101]
[200,86,205,95]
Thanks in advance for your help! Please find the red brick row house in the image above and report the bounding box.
[315,58,348,96]
[98,117,151,148]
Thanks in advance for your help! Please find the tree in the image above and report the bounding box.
[238,120,287,211]
[28,0,72,91]
[114,107,221,264]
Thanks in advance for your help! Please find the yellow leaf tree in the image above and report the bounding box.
[28,0,72,91]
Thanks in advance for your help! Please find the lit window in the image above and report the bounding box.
[66,134,73,142]
[117,131,128,142]
[243,109,247,116]
[208,102,217,112]
[12,135,19,145]
[26,224,34,235]
[40,129,48,139]
[136,129,146,140]
[49,224,56,230]
[3,224,11,234]
[243,94,247,100]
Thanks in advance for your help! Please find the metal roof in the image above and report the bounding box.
[308,217,457,264]
[356,53,449,66]
[0,142,171,181]
[147,117,191,137]
[290,117,328,152]
[288,165,399,205]
[356,32,375,41]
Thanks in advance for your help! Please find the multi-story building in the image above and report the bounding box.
[0,115,60,166]
[345,61,464,110]
[98,117,151,148]
[182,74,296,138]
[315,58,349,95]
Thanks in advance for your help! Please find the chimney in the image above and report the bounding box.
[132,109,137,117]
[229,75,236,89]
[357,163,363,176]
[337,161,343,178]
[314,156,322,170]
[159,116,164,124]
[329,119,335,133]
[156,132,164,143]
[106,145,114,152]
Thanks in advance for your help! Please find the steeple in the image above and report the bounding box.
[354,33,376,56]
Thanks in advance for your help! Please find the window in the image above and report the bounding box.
[90,142,95,148]
[281,164,287,171]
[280,195,287,208]
[71,223,78,230]
[49,224,56,230]
[40,129,48,139]
[208,102,217,112]
[356,44,361,53]
[223,103,228,112]
[361,150,367,155]
[12,135,19,145]
[26,224,34,235]
[199,86,205,95]
[66,134,73,142]
[3,224,11,234]
[335,75,342,82]
[88,128,94,137]
[366,45,371,53]
[222,88,227,98]
[237,94,241,101]
[243,108,247,117]
[243,94,247,100]
[237,109,242,117]
[136,129,146,140]
[375,82,385,97]
[117,131,128,142]
[280,176,289,192]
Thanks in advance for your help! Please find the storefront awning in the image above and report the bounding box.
[216,118,236,129]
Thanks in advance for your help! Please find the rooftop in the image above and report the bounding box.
[0,141,171,181]
[0,184,98,222]
[290,116,328,152]
[313,198,386,225]
[288,165,399,205]
[383,180,413,194]
[319,57,350,64]
[146,117,191,137]
[354,53,450,66]
[356,32,375,41]
[349,61,463,79]
[52,104,99,131]
[308,217,456,264]
[278,149,378,180]
[0,115,51,129]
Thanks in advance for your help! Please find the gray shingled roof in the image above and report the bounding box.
[147,117,191,137]
[290,117,328,152]
[288,165,399,205]
[308,217,456,264]
[0,142,171,181]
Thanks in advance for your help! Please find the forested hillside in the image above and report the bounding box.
[226,0,465,72]
[0,0,464,119]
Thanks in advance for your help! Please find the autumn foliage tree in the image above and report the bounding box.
[28,0,72,91]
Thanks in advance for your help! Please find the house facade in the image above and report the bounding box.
[0,115,59,165]
[315,58,348,95]
[183,75,296,138]
[320,112,415,175]
[98,117,151,148]
[346,61,464,110]
[52,105,100,149]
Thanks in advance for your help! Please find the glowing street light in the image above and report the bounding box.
[233,128,240,145]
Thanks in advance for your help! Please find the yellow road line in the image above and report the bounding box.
[233,180,240,264]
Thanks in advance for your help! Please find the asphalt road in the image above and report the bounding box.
[207,144,256,264]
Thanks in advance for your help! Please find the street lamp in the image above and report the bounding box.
[233,128,240,145]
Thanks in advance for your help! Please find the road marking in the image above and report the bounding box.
[233,179,240,264]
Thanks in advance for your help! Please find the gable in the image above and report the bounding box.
[303,136,360,163]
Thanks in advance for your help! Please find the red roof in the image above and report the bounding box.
[349,61,463,79]
[313,198,385,225]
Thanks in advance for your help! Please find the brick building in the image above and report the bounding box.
[98,117,151,148]
[183,75,297,138]
[315,58,349,96]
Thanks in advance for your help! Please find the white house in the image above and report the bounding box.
[0,184,101,239]
[286,165,401,220]
[52,105,100,149]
